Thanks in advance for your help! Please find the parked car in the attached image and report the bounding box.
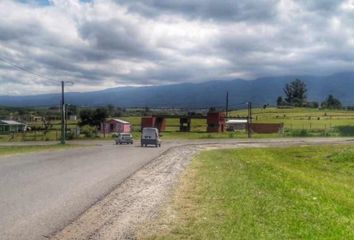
[115,133,134,145]
[141,127,161,147]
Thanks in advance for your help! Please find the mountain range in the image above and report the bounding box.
[1,72,354,108]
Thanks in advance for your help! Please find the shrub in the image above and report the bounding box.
[287,129,310,137]
[334,126,354,136]
[81,125,96,138]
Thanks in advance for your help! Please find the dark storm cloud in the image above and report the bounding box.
[299,0,342,12]
[117,0,278,22]
[78,20,161,60]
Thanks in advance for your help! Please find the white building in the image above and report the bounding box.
[226,119,248,131]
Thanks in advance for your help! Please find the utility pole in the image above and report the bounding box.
[247,101,252,138]
[61,81,65,144]
[65,104,68,139]
[225,91,229,118]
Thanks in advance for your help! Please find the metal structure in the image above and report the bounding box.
[61,81,65,144]
[60,81,73,144]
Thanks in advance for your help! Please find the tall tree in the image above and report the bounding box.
[321,95,342,109]
[67,105,78,116]
[107,104,115,117]
[79,107,108,127]
[283,79,307,107]
[276,96,284,106]
[79,109,94,126]
[92,107,108,126]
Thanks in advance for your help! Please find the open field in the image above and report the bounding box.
[3,107,354,142]
[143,145,354,239]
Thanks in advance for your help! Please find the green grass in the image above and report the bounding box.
[234,107,354,130]
[3,107,354,142]
[145,145,354,239]
[0,144,79,157]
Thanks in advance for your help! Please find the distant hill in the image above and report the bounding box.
[1,72,354,108]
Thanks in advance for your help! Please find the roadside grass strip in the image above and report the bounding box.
[0,144,79,157]
[144,145,354,239]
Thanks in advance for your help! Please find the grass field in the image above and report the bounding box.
[142,145,354,239]
[0,144,79,157]
[3,107,354,142]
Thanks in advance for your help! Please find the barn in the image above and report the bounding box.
[101,119,131,134]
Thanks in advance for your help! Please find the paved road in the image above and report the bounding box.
[0,138,353,240]
[0,141,178,240]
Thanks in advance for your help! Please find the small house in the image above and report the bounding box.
[0,120,27,133]
[101,119,131,134]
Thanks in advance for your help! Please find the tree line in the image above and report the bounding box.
[276,79,342,109]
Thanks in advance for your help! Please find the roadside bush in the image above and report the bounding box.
[318,128,338,137]
[205,134,213,139]
[286,129,310,137]
[66,131,75,140]
[81,125,96,138]
[334,126,354,136]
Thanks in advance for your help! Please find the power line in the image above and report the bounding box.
[0,56,45,79]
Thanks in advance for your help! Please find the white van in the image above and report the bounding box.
[141,127,161,147]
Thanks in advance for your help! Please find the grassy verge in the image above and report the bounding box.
[141,145,354,239]
[0,144,80,157]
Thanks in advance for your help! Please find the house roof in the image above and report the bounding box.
[111,119,130,124]
[0,120,26,125]
[226,119,248,124]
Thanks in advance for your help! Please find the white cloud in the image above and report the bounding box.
[0,0,353,95]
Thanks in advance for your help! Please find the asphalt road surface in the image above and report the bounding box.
[0,141,177,240]
[0,138,353,240]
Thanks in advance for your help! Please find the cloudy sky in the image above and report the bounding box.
[0,0,354,95]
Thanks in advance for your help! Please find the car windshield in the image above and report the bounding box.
[120,134,131,137]
[143,129,157,135]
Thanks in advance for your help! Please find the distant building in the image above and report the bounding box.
[226,119,248,131]
[207,111,226,132]
[101,119,131,134]
[69,115,77,121]
[141,116,166,132]
[0,120,27,133]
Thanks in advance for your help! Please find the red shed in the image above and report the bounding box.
[101,119,131,134]
[141,116,166,132]
[207,112,226,132]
